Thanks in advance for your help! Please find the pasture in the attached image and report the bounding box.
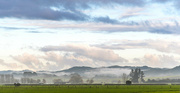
[0,84,180,93]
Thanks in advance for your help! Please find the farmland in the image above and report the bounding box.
[1,84,180,93]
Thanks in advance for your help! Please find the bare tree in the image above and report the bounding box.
[53,79,63,84]
[69,73,83,84]
[37,79,41,84]
[86,78,94,84]
[140,71,145,83]
[122,73,128,84]
[118,80,121,84]
[43,79,46,84]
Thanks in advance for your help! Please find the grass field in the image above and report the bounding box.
[0,85,180,93]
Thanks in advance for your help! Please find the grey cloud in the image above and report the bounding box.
[94,16,119,24]
[95,20,180,34]
[27,19,180,34]
[27,31,55,34]
[150,0,172,3]
[141,20,180,34]
[120,14,139,19]
[0,0,146,21]
[94,16,138,25]
[0,0,88,21]
[149,28,172,34]
[148,24,180,34]
[150,0,180,12]
[2,0,180,34]
[27,31,42,33]
[0,0,180,25]
[0,26,32,30]
[174,1,180,10]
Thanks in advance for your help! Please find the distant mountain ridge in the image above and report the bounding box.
[57,66,95,73]
[0,65,180,78]
[107,65,152,70]
[45,65,180,77]
[53,65,153,73]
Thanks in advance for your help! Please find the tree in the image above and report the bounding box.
[69,73,83,84]
[14,83,21,86]
[140,71,145,83]
[130,68,145,83]
[37,79,41,84]
[126,80,132,85]
[86,79,89,83]
[43,79,46,84]
[130,69,138,83]
[86,78,94,84]
[53,79,63,84]
[118,80,121,84]
[89,79,94,84]
[122,73,128,84]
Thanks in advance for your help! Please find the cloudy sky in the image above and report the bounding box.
[1,0,180,71]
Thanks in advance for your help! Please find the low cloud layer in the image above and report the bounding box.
[41,44,127,62]
[11,53,44,70]
[6,40,180,70]
[95,39,180,55]
[133,54,179,68]
[0,59,22,69]
[10,44,128,70]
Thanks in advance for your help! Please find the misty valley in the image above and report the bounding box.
[1,65,180,85]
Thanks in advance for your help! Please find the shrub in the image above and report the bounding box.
[14,83,21,86]
[126,80,132,85]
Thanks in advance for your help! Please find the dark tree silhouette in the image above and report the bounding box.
[14,83,21,86]
[140,71,145,83]
[130,68,145,83]
[126,80,132,85]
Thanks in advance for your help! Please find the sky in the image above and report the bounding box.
[1,0,180,71]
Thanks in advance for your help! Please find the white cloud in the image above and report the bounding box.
[0,59,23,70]
[9,44,129,71]
[41,44,128,62]
[133,54,179,68]
[95,39,180,55]
[11,53,44,70]
[43,52,95,68]
[10,51,112,71]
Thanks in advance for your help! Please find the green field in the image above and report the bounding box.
[0,85,180,93]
